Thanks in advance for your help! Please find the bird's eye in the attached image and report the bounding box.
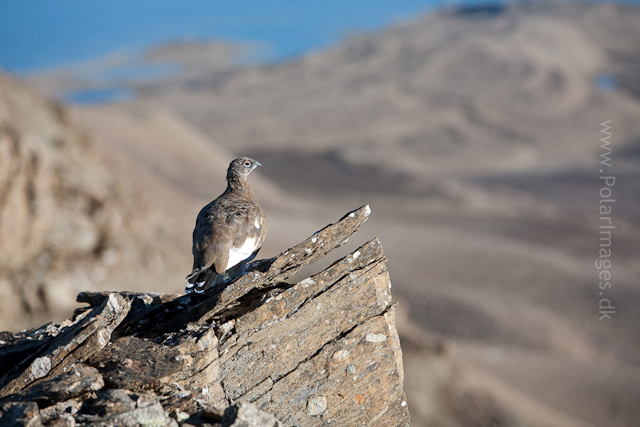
[244,161,251,167]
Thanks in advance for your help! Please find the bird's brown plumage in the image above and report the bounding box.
[186,157,266,294]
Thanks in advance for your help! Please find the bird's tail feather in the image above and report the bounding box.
[186,268,212,294]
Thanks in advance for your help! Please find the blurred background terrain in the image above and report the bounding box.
[1,1,640,426]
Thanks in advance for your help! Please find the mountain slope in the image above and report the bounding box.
[0,74,186,330]
[137,2,640,179]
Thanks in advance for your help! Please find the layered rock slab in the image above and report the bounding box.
[0,206,411,426]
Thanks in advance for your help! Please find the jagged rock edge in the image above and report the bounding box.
[238,239,383,336]
[135,205,371,338]
[229,261,392,404]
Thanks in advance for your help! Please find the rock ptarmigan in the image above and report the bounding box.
[185,157,267,294]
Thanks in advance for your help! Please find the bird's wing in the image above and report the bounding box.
[256,208,267,250]
[192,198,264,275]
[223,203,264,271]
[191,202,225,273]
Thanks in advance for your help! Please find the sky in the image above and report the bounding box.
[1,0,494,73]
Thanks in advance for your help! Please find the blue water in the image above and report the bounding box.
[595,73,617,90]
[64,87,134,104]
[0,0,456,74]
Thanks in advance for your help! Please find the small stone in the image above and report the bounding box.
[107,293,121,313]
[223,402,282,426]
[365,333,387,343]
[218,320,235,338]
[171,409,191,423]
[332,350,350,362]
[307,396,327,416]
[96,329,110,347]
[174,354,192,364]
[347,365,357,375]
[299,278,315,288]
[30,356,51,380]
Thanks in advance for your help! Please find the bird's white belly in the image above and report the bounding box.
[226,236,258,271]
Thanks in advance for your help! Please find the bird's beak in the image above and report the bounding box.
[255,161,262,167]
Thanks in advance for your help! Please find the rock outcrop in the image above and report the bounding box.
[0,206,411,426]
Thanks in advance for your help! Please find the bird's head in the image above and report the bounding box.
[227,157,261,183]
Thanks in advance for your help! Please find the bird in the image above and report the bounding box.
[185,157,267,294]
